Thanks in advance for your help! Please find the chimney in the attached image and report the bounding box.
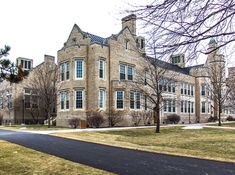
[44,55,55,63]
[122,14,136,36]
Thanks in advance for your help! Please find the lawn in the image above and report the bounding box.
[0,124,71,131]
[0,140,114,175]
[53,127,235,163]
[208,122,235,127]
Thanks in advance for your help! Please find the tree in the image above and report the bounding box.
[106,108,124,127]
[128,0,235,60]
[0,45,27,83]
[26,59,58,128]
[133,55,179,133]
[205,42,230,126]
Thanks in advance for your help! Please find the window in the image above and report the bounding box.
[75,90,83,109]
[136,92,141,109]
[201,84,206,96]
[164,99,176,113]
[116,91,124,109]
[61,91,69,110]
[60,92,65,110]
[75,60,83,79]
[188,101,190,113]
[188,84,190,95]
[181,83,184,94]
[144,95,147,110]
[164,100,167,112]
[168,100,172,112]
[130,92,135,109]
[201,101,206,113]
[127,66,133,80]
[66,62,70,80]
[6,90,12,109]
[181,101,184,113]
[24,95,31,108]
[99,89,105,109]
[65,92,69,110]
[125,40,129,49]
[144,70,147,85]
[191,85,194,96]
[184,83,187,95]
[172,82,176,93]
[172,100,176,112]
[191,102,194,113]
[140,39,144,49]
[184,101,187,113]
[120,64,126,80]
[60,64,65,81]
[208,102,211,113]
[99,59,105,79]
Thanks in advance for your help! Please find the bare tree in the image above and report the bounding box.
[205,50,230,126]
[128,0,235,60]
[133,55,179,133]
[27,60,58,128]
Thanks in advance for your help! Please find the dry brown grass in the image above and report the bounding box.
[53,127,235,163]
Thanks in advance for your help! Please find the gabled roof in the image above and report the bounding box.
[84,32,108,45]
[147,56,204,75]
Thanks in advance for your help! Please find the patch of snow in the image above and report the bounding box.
[182,125,203,130]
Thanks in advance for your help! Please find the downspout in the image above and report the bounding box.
[108,44,111,126]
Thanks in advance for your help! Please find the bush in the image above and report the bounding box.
[68,117,80,128]
[226,115,235,121]
[87,111,104,128]
[142,111,153,125]
[107,109,124,127]
[131,111,142,126]
[166,114,180,124]
[208,116,217,122]
[0,114,3,125]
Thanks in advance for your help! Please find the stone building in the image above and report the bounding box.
[0,55,56,124]
[56,14,229,127]
[0,14,232,126]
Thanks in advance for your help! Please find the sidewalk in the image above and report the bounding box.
[1,122,234,135]
[4,123,201,135]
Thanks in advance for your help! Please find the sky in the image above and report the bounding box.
[0,0,234,67]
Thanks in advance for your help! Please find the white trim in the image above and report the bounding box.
[98,89,106,110]
[74,89,84,110]
[74,59,84,80]
[98,58,105,80]
[116,90,124,110]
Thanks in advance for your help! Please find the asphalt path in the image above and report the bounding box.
[0,129,234,175]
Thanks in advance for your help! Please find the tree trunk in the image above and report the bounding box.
[154,105,160,133]
[218,103,221,126]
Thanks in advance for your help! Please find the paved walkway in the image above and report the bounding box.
[0,129,234,175]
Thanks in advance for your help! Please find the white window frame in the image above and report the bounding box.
[98,89,105,110]
[66,62,70,80]
[75,59,84,80]
[201,101,206,113]
[119,64,126,80]
[116,90,124,110]
[127,66,134,81]
[74,89,84,110]
[99,58,105,79]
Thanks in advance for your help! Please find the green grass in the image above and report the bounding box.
[208,122,235,127]
[0,140,114,175]
[53,127,235,163]
[0,124,71,131]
